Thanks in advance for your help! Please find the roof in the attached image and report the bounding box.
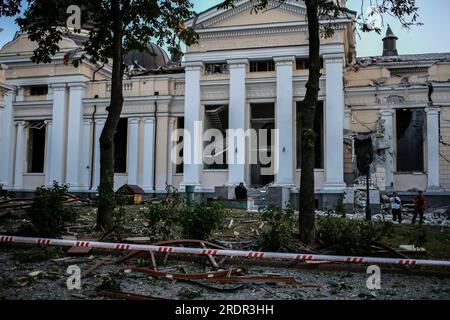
[357,52,450,66]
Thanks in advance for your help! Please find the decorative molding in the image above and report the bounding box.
[185,44,345,64]
[387,95,406,105]
[425,107,441,115]
[198,23,346,40]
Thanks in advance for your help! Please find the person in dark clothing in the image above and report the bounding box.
[235,183,247,200]
[412,190,427,225]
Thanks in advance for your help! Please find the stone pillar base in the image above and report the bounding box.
[215,185,236,200]
[267,186,291,209]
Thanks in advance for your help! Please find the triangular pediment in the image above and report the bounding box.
[193,0,307,29]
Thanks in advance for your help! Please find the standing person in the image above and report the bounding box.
[389,192,402,223]
[235,183,248,200]
[412,190,427,225]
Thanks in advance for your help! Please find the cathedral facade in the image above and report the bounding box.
[0,0,449,206]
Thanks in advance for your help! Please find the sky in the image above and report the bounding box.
[0,0,449,57]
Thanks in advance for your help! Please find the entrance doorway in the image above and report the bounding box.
[250,103,275,187]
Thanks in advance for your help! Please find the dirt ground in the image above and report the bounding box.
[1,204,450,300]
[0,247,450,301]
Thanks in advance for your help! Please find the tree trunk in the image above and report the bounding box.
[96,0,124,231]
[299,0,321,244]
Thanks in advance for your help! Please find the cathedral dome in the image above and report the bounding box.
[123,43,170,71]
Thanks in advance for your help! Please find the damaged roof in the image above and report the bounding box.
[357,53,450,67]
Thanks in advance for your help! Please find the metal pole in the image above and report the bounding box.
[186,185,195,212]
[365,154,372,221]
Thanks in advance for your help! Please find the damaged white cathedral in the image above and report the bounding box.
[0,0,449,209]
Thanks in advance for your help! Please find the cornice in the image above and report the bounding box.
[198,23,346,40]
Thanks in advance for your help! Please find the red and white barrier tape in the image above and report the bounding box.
[1,235,450,267]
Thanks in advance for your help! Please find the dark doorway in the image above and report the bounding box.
[250,103,275,187]
[27,122,46,173]
[114,118,128,173]
[396,109,424,172]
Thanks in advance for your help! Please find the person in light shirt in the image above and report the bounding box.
[390,192,402,223]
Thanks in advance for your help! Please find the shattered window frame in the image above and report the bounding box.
[205,63,230,75]
[395,108,425,173]
[203,105,229,170]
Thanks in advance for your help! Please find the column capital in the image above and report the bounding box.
[15,120,27,127]
[143,117,155,124]
[128,117,140,125]
[168,116,177,125]
[184,61,203,72]
[380,108,395,117]
[95,118,106,125]
[227,59,248,69]
[68,82,88,89]
[83,119,93,125]
[50,83,67,91]
[425,107,440,115]
[274,56,295,65]
[323,53,345,63]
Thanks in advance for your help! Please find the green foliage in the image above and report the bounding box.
[180,201,227,240]
[144,199,183,242]
[11,0,198,66]
[408,226,428,248]
[97,273,123,292]
[335,200,346,218]
[28,182,78,237]
[317,216,394,255]
[178,287,203,300]
[261,205,297,251]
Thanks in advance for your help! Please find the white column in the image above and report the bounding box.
[142,117,155,192]
[380,109,395,191]
[93,119,105,191]
[181,62,203,188]
[49,83,68,185]
[167,117,176,187]
[13,121,26,190]
[127,117,140,185]
[66,83,86,190]
[425,107,442,191]
[44,120,53,186]
[274,56,295,186]
[16,87,24,102]
[0,91,15,188]
[324,54,346,191]
[79,119,92,190]
[227,59,248,186]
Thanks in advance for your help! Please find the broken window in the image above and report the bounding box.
[175,117,184,174]
[250,60,275,72]
[396,109,425,172]
[114,118,128,173]
[29,85,48,96]
[296,101,324,169]
[26,121,46,173]
[203,105,229,170]
[205,63,229,75]
[355,136,373,176]
[296,58,324,70]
